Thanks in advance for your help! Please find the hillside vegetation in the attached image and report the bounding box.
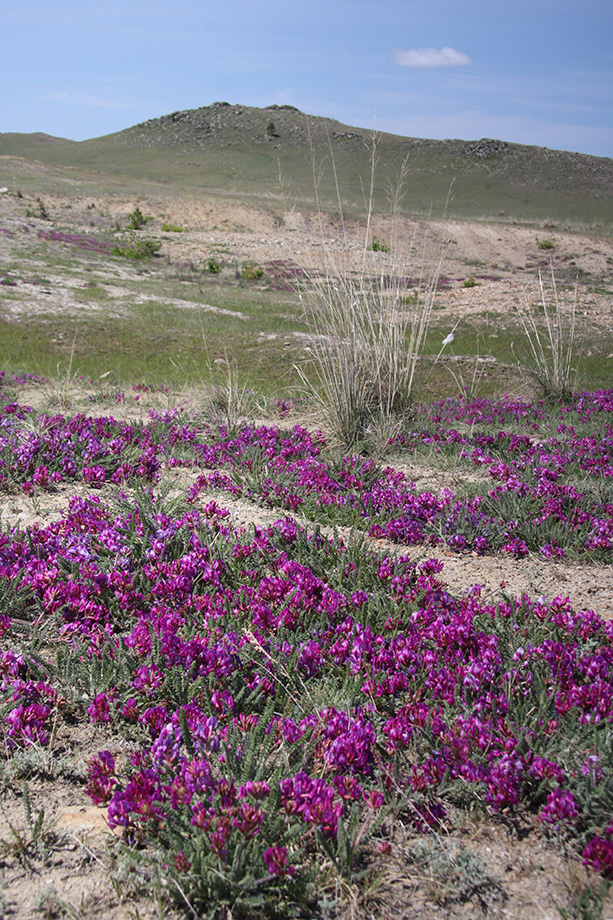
[2,102,613,226]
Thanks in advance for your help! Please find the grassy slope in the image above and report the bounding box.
[2,103,612,227]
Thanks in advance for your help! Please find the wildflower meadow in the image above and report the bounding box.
[1,372,612,918]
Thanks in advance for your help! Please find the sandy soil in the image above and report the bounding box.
[2,187,613,332]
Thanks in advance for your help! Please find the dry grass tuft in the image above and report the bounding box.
[297,138,448,452]
[515,265,580,402]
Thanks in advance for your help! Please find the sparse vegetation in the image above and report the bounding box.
[3,102,613,225]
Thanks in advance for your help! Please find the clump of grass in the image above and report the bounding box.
[43,328,83,411]
[161,222,184,232]
[368,238,390,252]
[0,783,58,869]
[241,263,264,281]
[298,142,446,452]
[196,352,263,429]
[515,266,579,401]
[537,238,556,250]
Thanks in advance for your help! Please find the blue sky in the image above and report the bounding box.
[2,0,612,157]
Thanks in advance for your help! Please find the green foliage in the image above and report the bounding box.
[126,205,149,230]
[316,801,385,884]
[241,263,264,281]
[538,238,556,250]
[112,236,162,260]
[206,257,221,274]
[368,238,390,252]
[161,222,184,232]
[121,709,314,920]
[463,275,480,288]
[559,880,612,920]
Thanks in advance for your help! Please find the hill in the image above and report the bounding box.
[1,102,612,226]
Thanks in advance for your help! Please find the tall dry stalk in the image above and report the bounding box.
[297,130,447,451]
[516,266,579,401]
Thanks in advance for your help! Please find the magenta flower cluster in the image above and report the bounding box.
[1,388,612,899]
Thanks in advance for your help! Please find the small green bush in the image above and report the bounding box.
[206,258,221,274]
[112,238,161,260]
[369,238,390,252]
[463,275,481,288]
[160,223,183,233]
[126,206,149,230]
[537,238,555,250]
[241,263,264,281]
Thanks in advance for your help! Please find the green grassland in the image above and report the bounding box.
[2,102,613,228]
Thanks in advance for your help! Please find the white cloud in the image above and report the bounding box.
[393,47,472,70]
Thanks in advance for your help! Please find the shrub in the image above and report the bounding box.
[126,206,149,230]
[463,275,480,288]
[368,238,390,253]
[112,237,161,260]
[160,223,183,232]
[241,263,264,281]
[206,257,221,274]
[25,196,49,220]
[537,238,555,250]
